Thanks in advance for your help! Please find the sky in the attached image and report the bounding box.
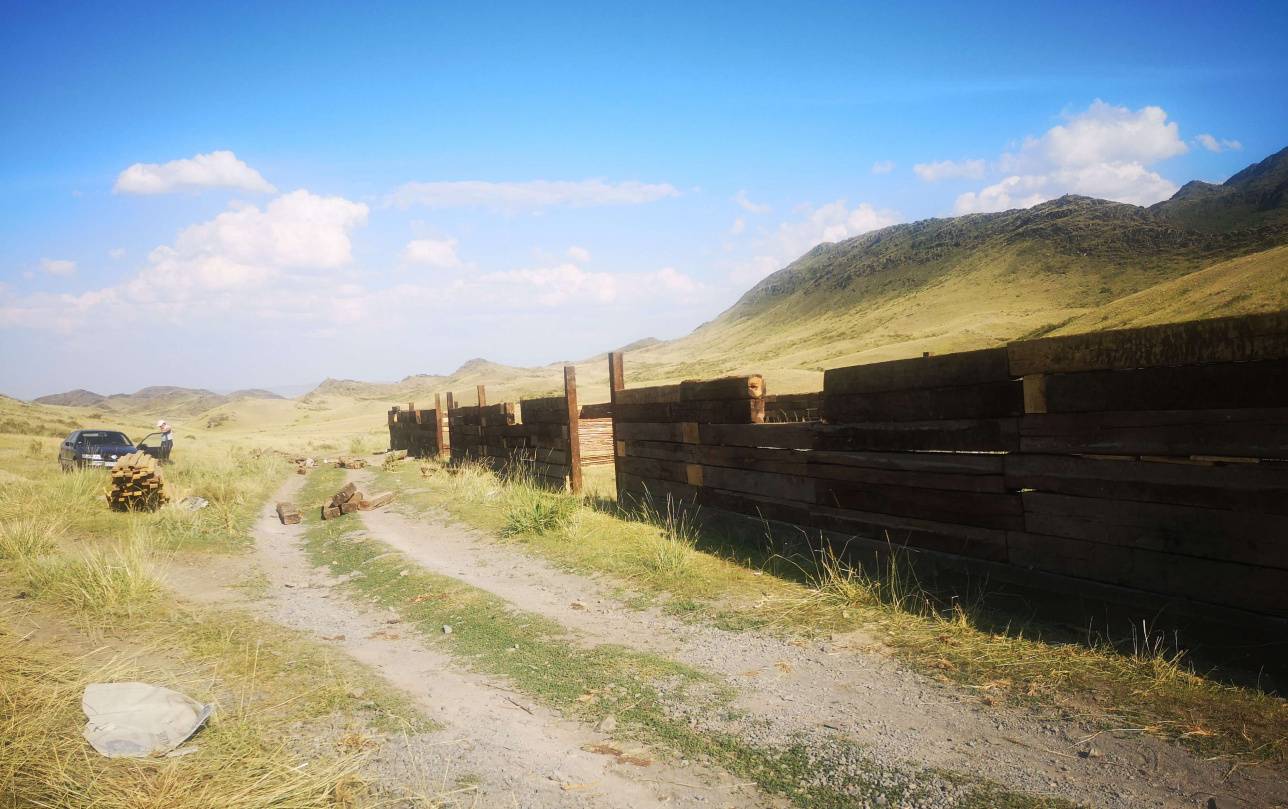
[2,1,1286,399]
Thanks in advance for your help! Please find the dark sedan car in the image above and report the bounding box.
[58,429,171,470]
[59,430,136,471]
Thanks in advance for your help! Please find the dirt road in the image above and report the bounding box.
[234,471,1288,809]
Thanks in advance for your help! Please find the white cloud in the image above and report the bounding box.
[913,159,986,182]
[730,200,902,284]
[729,217,746,236]
[567,245,591,263]
[389,179,679,210]
[1195,133,1243,153]
[402,238,462,269]
[40,258,76,276]
[732,190,771,214]
[870,160,896,175]
[953,100,1190,214]
[479,263,703,307]
[108,248,126,260]
[114,150,276,195]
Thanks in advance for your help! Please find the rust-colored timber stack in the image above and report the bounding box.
[105,452,169,511]
[321,482,395,519]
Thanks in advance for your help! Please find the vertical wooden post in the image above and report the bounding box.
[433,393,445,457]
[476,385,486,408]
[563,365,583,494]
[445,392,455,462]
[608,352,625,502]
[408,401,415,412]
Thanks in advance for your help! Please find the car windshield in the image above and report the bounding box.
[78,431,131,446]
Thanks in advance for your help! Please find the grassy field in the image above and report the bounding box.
[0,411,428,809]
[375,457,1288,773]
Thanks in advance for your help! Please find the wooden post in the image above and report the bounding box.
[608,352,625,502]
[564,365,583,494]
[476,385,486,407]
[408,401,415,412]
[433,393,445,457]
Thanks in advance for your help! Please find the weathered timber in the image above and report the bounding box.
[580,402,613,420]
[1036,359,1288,414]
[1018,408,1288,458]
[817,481,1024,531]
[321,505,342,520]
[359,491,395,510]
[823,380,1023,423]
[809,503,1010,561]
[519,396,569,423]
[612,399,765,424]
[1005,453,1288,514]
[813,419,1019,453]
[1007,531,1287,617]
[1007,311,1288,376]
[1020,492,1288,569]
[276,502,301,525]
[824,347,1012,396]
[678,375,765,401]
[564,365,583,494]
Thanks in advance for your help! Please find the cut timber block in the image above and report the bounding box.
[329,483,357,507]
[321,505,342,520]
[340,501,360,515]
[276,502,301,525]
[359,491,395,510]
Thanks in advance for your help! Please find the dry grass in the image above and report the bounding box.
[0,626,362,809]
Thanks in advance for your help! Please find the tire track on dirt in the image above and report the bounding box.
[352,470,1288,809]
[251,474,773,809]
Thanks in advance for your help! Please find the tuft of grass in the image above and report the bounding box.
[21,530,163,617]
[502,492,575,536]
[0,517,61,561]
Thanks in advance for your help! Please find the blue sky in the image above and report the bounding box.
[2,1,1286,398]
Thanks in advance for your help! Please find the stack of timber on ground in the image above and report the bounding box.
[611,310,1288,625]
[335,457,368,470]
[276,501,301,525]
[578,404,615,466]
[387,402,448,457]
[321,482,395,519]
[105,452,169,511]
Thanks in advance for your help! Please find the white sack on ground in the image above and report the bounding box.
[82,682,214,758]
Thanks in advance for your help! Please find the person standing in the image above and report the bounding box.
[156,420,173,461]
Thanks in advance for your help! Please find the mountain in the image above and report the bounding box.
[618,147,1288,386]
[34,385,286,418]
[1151,146,1288,232]
[34,389,107,407]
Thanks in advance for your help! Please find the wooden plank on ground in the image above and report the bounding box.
[824,347,1011,396]
[1007,311,1288,376]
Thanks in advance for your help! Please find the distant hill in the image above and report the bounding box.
[34,385,285,418]
[34,389,107,407]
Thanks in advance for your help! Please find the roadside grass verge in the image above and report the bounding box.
[0,435,432,807]
[0,622,363,809]
[305,466,1076,809]
[378,458,1288,771]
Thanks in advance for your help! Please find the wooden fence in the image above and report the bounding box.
[608,311,1288,622]
[387,395,448,457]
[444,368,586,492]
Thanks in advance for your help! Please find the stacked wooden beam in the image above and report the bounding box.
[335,457,368,470]
[448,403,516,465]
[105,452,170,512]
[321,482,395,519]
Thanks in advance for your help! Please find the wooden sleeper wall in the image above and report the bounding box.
[612,311,1288,621]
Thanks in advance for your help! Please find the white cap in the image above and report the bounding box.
[156,420,167,428]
